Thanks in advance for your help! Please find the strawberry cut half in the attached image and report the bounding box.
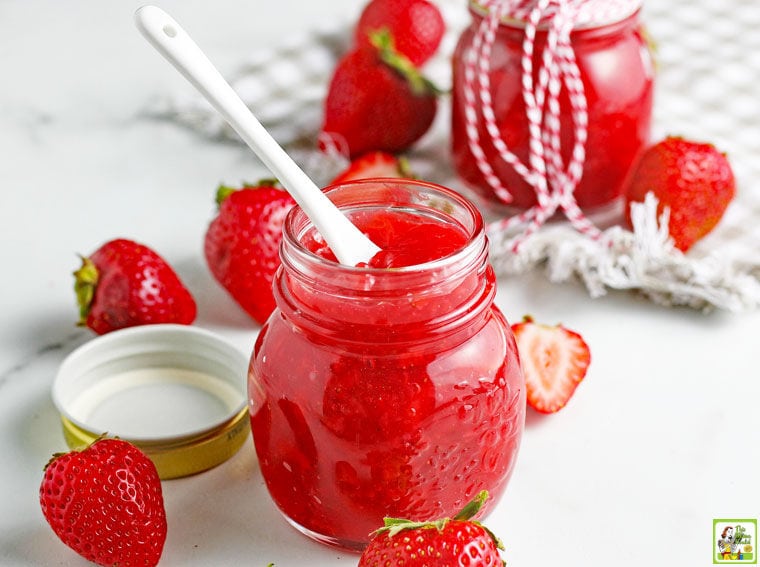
[511,316,591,413]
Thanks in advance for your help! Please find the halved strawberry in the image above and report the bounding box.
[511,316,591,413]
[330,151,412,185]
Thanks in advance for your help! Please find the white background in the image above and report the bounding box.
[0,1,757,565]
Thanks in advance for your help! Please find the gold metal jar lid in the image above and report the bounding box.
[53,324,251,479]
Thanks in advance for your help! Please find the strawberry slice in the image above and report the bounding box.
[330,151,412,184]
[511,316,591,413]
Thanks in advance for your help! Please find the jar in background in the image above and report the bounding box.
[451,1,655,211]
[248,179,525,550]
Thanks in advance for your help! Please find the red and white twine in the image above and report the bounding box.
[462,0,641,250]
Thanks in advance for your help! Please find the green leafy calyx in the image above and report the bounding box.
[73,255,99,326]
[371,490,502,549]
[369,29,443,97]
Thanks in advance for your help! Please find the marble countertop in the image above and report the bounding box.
[1,1,758,565]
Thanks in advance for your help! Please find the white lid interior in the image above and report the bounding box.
[53,324,249,441]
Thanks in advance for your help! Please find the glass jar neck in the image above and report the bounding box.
[274,180,495,347]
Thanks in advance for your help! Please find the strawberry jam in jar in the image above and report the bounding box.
[248,179,525,550]
[451,0,654,211]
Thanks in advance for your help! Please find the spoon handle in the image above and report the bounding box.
[134,5,380,266]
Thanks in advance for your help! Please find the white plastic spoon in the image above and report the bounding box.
[134,5,381,266]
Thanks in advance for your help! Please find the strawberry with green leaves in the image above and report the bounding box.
[359,490,506,567]
[39,438,167,567]
[355,0,445,67]
[511,316,591,414]
[74,238,196,335]
[204,181,295,325]
[624,136,736,252]
[320,29,440,159]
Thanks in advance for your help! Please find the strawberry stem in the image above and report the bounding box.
[453,490,488,521]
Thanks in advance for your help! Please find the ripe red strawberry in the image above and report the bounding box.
[624,136,736,252]
[511,316,591,414]
[39,438,167,567]
[74,238,196,335]
[320,30,439,159]
[355,0,445,66]
[204,182,295,325]
[359,490,506,567]
[330,151,413,184]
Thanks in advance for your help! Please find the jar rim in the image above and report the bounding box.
[281,178,487,278]
[276,179,494,344]
[468,0,642,31]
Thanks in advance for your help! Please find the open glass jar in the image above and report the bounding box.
[248,179,525,550]
[451,0,655,212]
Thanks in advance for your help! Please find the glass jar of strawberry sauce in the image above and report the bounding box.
[451,0,654,211]
[248,179,525,550]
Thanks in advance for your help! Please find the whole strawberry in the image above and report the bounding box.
[204,182,295,325]
[359,490,506,567]
[355,0,445,66]
[624,136,736,252]
[74,238,197,335]
[39,438,167,567]
[511,316,591,414]
[320,30,439,158]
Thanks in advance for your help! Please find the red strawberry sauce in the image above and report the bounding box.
[248,180,525,550]
[451,8,654,210]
